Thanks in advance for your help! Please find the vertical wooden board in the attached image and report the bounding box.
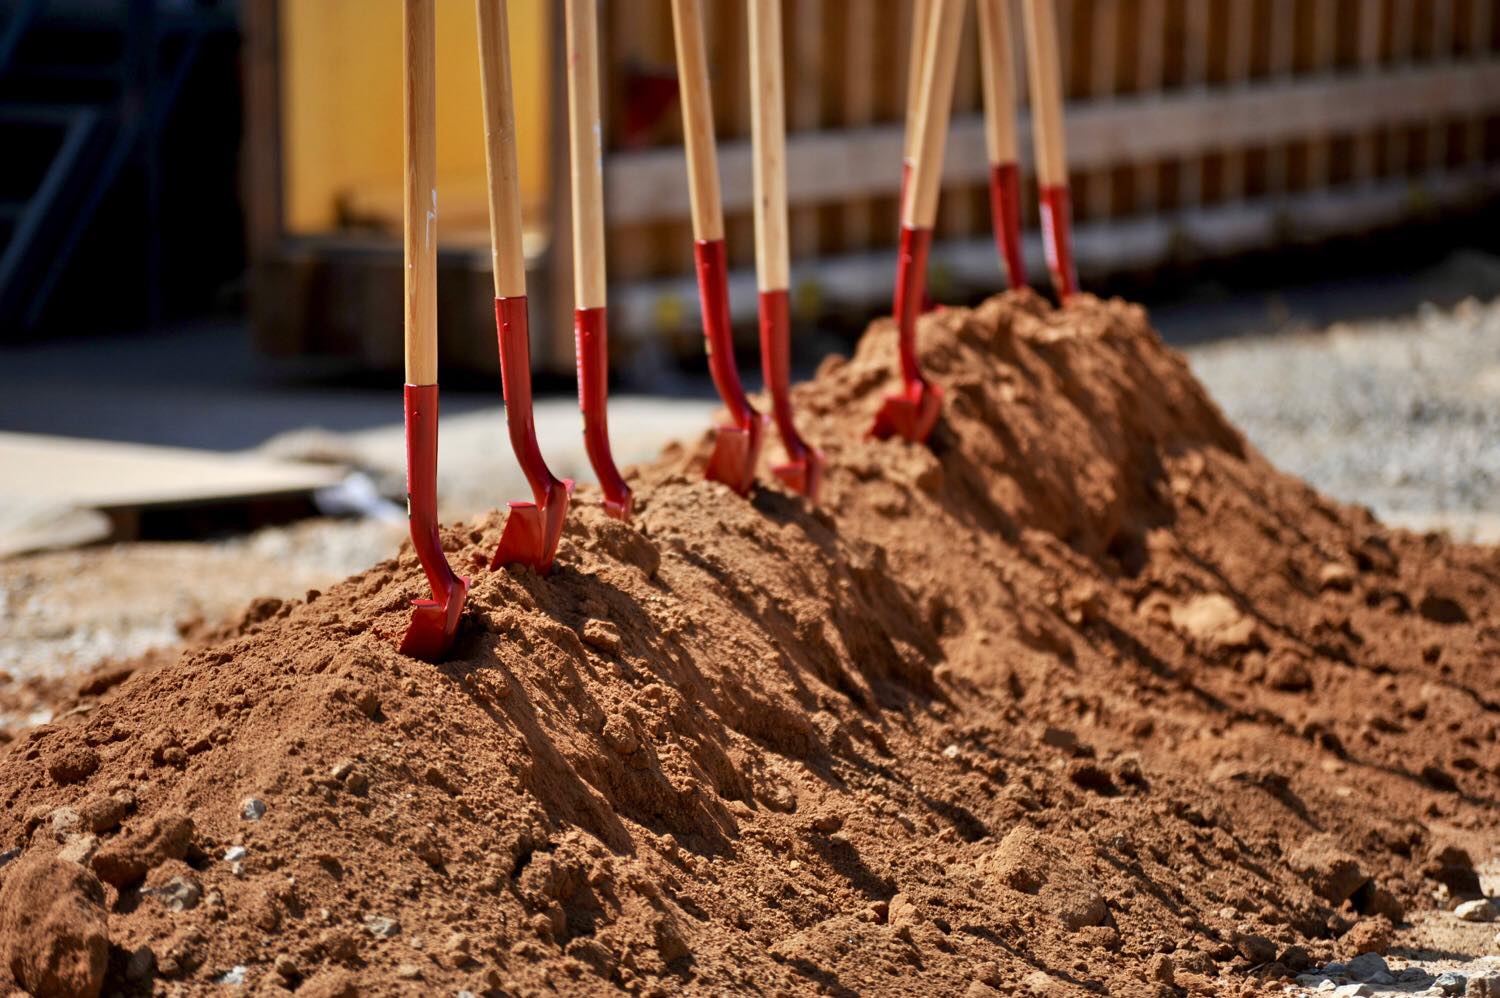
[788,0,824,260]
[1088,0,1121,218]
[1133,0,1166,212]
[842,0,879,252]
[1465,0,1494,162]
[1179,0,1208,206]
[1354,0,1386,183]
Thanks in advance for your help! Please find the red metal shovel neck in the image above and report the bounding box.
[694,238,765,495]
[492,295,573,573]
[757,288,824,501]
[575,306,634,521]
[869,225,943,444]
[400,383,469,661]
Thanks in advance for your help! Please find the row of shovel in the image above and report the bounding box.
[399,0,1078,660]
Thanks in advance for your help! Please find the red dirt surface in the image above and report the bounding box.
[1,291,1496,996]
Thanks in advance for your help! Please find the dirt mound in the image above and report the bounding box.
[2,291,1496,995]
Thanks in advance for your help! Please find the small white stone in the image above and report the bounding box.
[223,846,247,863]
[216,965,248,985]
[240,797,266,821]
[1455,898,1498,922]
[1332,985,1373,998]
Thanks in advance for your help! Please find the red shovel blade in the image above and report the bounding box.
[757,288,822,501]
[869,224,942,444]
[871,379,943,443]
[400,575,470,661]
[400,383,469,662]
[705,416,765,496]
[492,477,573,574]
[771,446,824,501]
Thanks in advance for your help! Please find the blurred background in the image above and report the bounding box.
[1,0,1499,713]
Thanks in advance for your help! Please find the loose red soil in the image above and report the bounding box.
[1,291,1496,996]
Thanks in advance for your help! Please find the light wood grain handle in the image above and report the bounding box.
[476,0,526,298]
[671,0,724,242]
[907,0,965,228]
[1021,0,1068,188]
[565,0,606,309]
[978,0,1018,166]
[404,0,438,384]
[903,0,934,165]
[748,0,789,292]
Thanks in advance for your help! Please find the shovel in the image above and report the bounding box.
[748,0,823,500]
[670,0,764,496]
[870,0,963,445]
[477,0,572,572]
[1021,0,1077,299]
[399,0,468,661]
[565,0,633,520]
[978,0,1026,289]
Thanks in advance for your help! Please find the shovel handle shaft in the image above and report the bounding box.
[476,0,526,298]
[748,0,789,293]
[671,0,725,242]
[565,0,606,310]
[904,0,965,228]
[903,0,934,166]
[978,0,1019,168]
[403,0,438,385]
[1021,0,1068,190]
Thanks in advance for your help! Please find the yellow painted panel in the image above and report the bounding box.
[281,0,550,240]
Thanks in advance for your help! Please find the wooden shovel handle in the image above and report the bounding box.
[906,0,965,228]
[977,0,1019,166]
[748,0,789,293]
[476,0,526,298]
[403,0,437,385]
[1021,0,1068,188]
[902,0,934,165]
[670,0,724,243]
[564,0,606,310]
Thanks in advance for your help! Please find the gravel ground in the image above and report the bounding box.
[1187,296,1500,543]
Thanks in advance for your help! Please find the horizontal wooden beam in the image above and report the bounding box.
[609,165,1500,336]
[605,59,1500,226]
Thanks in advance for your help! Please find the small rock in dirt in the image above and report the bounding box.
[1333,985,1373,998]
[1042,726,1079,754]
[1434,972,1467,995]
[76,793,128,834]
[395,963,423,980]
[45,806,82,841]
[1234,931,1276,964]
[1455,898,1498,922]
[216,965,248,985]
[0,852,109,998]
[148,875,202,912]
[1278,945,1310,971]
[582,619,622,654]
[1343,917,1393,956]
[45,743,100,785]
[223,845,247,863]
[1147,954,1175,986]
[1056,892,1108,931]
[1171,593,1258,652]
[1347,951,1390,981]
[1265,651,1314,692]
[273,954,300,981]
[1288,834,1370,904]
[602,714,639,755]
[810,812,844,834]
[58,834,100,866]
[363,914,400,938]
[90,812,194,887]
[240,796,266,821]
